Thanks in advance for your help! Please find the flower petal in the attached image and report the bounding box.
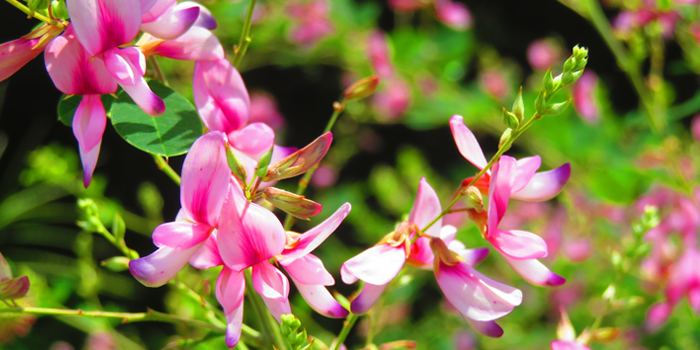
[281,203,351,261]
[216,267,246,348]
[66,0,142,56]
[488,229,548,260]
[141,0,174,22]
[407,236,433,269]
[512,156,541,193]
[193,59,250,134]
[550,340,592,350]
[0,276,30,300]
[350,282,388,315]
[179,1,217,29]
[188,230,223,269]
[228,122,275,160]
[435,260,522,321]
[129,244,204,287]
[141,1,200,40]
[72,94,107,187]
[152,26,224,61]
[281,254,334,286]
[501,254,566,286]
[465,318,503,338]
[152,221,212,249]
[409,177,442,237]
[252,261,291,322]
[104,48,165,116]
[0,253,12,282]
[457,247,490,267]
[449,115,487,170]
[291,278,349,318]
[180,131,231,226]
[487,155,517,236]
[511,163,571,202]
[341,244,406,285]
[0,37,43,82]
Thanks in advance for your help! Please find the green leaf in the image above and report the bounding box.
[110,81,203,156]
[57,94,115,127]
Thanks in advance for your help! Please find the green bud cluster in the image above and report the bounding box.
[280,314,312,350]
[534,45,589,117]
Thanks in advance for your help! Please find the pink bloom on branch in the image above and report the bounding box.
[0,37,43,82]
[249,92,286,131]
[434,0,472,31]
[527,39,561,71]
[141,0,202,40]
[572,71,600,124]
[286,0,335,46]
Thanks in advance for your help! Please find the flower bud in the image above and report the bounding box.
[461,185,483,211]
[591,327,619,343]
[543,99,572,116]
[502,108,520,130]
[51,0,69,19]
[255,145,275,179]
[602,284,616,301]
[100,256,130,272]
[225,144,248,183]
[511,87,525,122]
[263,187,322,220]
[498,128,512,149]
[263,132,333,182]
[344,76,380,101]
[543,68,555,94]
[556,307,576,341]
[29,0,50,12]
[280,314,308,350]
[534,90,548,115]
[112,213,125,243]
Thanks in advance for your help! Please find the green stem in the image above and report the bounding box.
[5,0,66,28]
[331,313,358,350]
[148,56,170,86]
[93,222,139,260]
[153,155,181,185]
[244,269,287,350]
[232,0,258,67]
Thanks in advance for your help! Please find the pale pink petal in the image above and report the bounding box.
[449,115,487,170]
[512,156,542,193]
[501,254,566,286]
[216,267,246,348]
[409,177,442,237]
[151,221,212,249]
[188,230,223,269]
[252,261,291,322]
[129,243,204,287]
[228,123,275,159]
[340,264,358,284]
[193,59,250,133]
[141,0,174,22]
[180,131,231,226]
[281,203,351,261]
[0,37,43,82]
[178,1,217,29]
[511,164,571,202]
[350,282,388,315]
[488,229,548,259]
[341,244,406,285]
[291,278,349,318]
[152,26,224,61]
[66,0,142,56]
[141,1,199,40]
[140,0,160,14]
[551,340,592,350]
[646,302,673,331]
[465,318,503,338]
[72,94,107,187]
[435,0,472,31]
[218,188,286,271]
[458,247,490,267]
[281,254,334,286]
[487,156,517,236]
[435,260,522,321]
[103,48,165,116]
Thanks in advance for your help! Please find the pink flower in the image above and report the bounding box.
[373,77,412,121]
[311,165,339,188]
[572,71,600,124]
[692,115,700,143]
[367,31,394,79]
[527,39,561,71]
[388,0,424,12]
[286,0,335,46]
[480,70,510,100]
[140,0,206,40]
[249,92,286,131]
[434,0,472,31]
[0,37,44,82]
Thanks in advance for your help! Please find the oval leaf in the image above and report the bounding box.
[110,81,203,156]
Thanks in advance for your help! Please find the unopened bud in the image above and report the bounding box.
[556,306,576,341]
[543,99,571,116]
[534,90,547,115]
[100,256,130,272]
[543,68,555,94]
[502,108,520,130]
[112,213,125,242]
[226,144,248,183]
[255,145,275,179]
[602,284,616,301]
[77,198,99,218]
[379,340,417,350]
[344,76,380,101]
[498,128,512,149]
[280,314,308,350]
[0,276,30,300]
[51,0,69,19]
[563,56,576,72]
[461,186,483,210]
[263,132,333,182]
[590,327,619,343]
[29,0,50,11]
[511,87,524,122]
[263,187,322,221]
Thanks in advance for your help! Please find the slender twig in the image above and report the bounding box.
[5,0,66,28]
[148,56,170,87]
[232,0,258,67]
[153,155,181,185]
[330,313,358,350]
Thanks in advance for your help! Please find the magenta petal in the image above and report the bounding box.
[180,131,230,227]
[228,123,275,159]
[281,203,351,261]
[501,254,566,286]
[449,115,488,170]
[512,156,541,193]
[487,156,517,236]
[0,37,43,82]
[66,0,142,56]
[218,187,286,271]
[0,276,30,300]
[179,1,217,29]
[188,230,223,269]
[151,221,212,249]
[129,244,204,287]
[435,260,522,321]
[141,0,175,22]
[252,261,291,322]
[435,0,472,31]
[72,95,107,188]
[141,1,199,40]
[291,278,349,318]
[646,302,673,331]
[551,340,592,350]
[465,318,503,338]
[281,254,334,286]
[350,282,388,315]
[153,26,224,61]
[489,229,548,259]
[511,163,571,202]
[216,267,245,348]
[458,247,490,267]
[193,59,250,134]
[409,178,442,237]
[342,244,406,285]
[408,236,433,269]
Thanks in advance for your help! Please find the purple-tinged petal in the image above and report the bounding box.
[511,164,571,202]
[189,230,223,269]
[281,203,351,261]
[263,132,333,182]
[103,48,165,116]
[281,254,334,286]
[435,260,522,321]
[228,122,275,160]
[180,131,231,227]
[488,229,548,260]
[0,37,43,82]
[501,254,566,286]
[0,253,12,283]
[512,156,541,193]
[291,278,349,318]
[129,244,204,287]
[409,177,442,237]
[66,0,142,56]
[141,2,199,40]
[0,276,30,300]
[458,247,490,267]
[45,27,117,95]
[193,59,250,134]
[449,115,487,170]
[141,0,174,22]
[465,318,503,338]
[218,187,286,271]
[178,1,217,29]
[487,156,517,236]
[72,94,107,187]
[152,221,212,249]
[216,267,245,349]
[350,282,387,315]
[252,261,291,322]
[152,26,224,61]
[341,244,406,285]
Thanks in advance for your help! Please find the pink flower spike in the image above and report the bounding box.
[72,94,107,187]
[281,203,352,261]
[129,243,205,287]
[501,254,566,286]
[434,0,472,31]
[66,0,142,56]
[252,260,291,322]
[449,115,488,170]
[151,26,224,61]
[193,59,250,133]
[141,1,200,40]
[103,47,165,116]
[511,164,571,202]
[465,318,504,338]
[572,71,600,124]
[0,37,43,82]
[350,282,388,315]
[291,279,349,318]
[409,178,442,237]
[216,267,246,348]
